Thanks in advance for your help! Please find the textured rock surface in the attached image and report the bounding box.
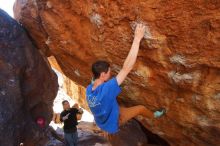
[48,56,89,111]
[108,119,166,146]
[0,9,58,146]
[49,120,163,146]
[14,0,220,146]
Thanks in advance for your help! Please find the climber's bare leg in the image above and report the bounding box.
[119,105,154,126]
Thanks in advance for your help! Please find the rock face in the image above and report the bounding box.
[108,119,169,146]
[0,9,58,146]
[14,0,220,146]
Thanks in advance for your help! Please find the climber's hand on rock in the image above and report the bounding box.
[62,113,70,121]
[134,23,145,41]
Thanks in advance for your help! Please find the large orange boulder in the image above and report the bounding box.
[14,0,220,146]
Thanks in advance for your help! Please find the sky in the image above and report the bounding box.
[0,0,16,17]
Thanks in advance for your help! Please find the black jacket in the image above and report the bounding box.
[60,108,80,133]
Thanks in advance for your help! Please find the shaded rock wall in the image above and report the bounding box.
[14,0,220,146]
[48,56,89,111]
[0,9,58,146]
[108,119,169,146]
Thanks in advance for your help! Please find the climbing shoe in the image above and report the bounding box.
[154,108,166,118]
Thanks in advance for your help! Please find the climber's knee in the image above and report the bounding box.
[137,105,147,114]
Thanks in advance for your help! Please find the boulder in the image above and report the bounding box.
[14,0,220,145]
[0,9,58,146]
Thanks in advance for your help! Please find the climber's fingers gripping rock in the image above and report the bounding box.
[135,23,146,40]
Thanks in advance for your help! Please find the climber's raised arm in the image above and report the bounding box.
[116,24,145,85]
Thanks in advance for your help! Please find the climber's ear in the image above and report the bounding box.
[100,71,107,79]
[100,68,111,81]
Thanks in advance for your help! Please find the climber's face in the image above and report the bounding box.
[100,67,111,81]
[63,101,70,110]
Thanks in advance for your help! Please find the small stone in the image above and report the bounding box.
[74,69,81,77]
[0,90,6,96]
[168,71,194,83]
[170,54,187,66]
[176,98,185,103]
[213,93,220,99]
[46,1,52,8]
[45,37,51,45]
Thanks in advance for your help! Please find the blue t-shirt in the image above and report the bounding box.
[86,77,121,134]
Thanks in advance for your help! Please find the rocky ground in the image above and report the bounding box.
[46,121,110,146]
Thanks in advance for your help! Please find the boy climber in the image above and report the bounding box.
[86,24,165,134]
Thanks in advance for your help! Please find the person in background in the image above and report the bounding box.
[60,100,83,146]
[86,24,166,134]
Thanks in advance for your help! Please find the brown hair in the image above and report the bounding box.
[92,60,110,79]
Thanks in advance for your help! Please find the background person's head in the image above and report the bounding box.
[62,100,70,110]
[92,60,111,81]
